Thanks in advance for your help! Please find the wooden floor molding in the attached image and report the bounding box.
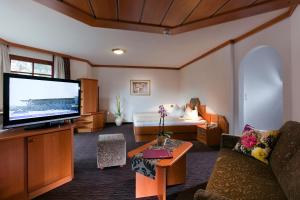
[0,5,297,71]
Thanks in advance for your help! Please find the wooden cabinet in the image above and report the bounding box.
[80,78,98,114]
[0,125,74,200]
[77,78,106,133]
[75,111,106,133]
[28,130,73,198]
[0,138,27,200]
[197,124,222,146]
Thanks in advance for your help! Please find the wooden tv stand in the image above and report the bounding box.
[0,124,74,200]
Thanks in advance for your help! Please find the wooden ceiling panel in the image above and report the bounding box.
[63,0,92,15]
[185,0,229,23]
[90,0,117,19]
[216,0,258,14]
[119,0,145,22]
[141,0,173,25]
[39,0,295,34]
[254,0,275,4]
[162,0,201,27]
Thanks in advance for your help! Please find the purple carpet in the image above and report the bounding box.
[35,124,218,200]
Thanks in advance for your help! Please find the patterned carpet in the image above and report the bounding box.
[36,124,218,200]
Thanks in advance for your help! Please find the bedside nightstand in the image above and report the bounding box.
[197,124,222,146]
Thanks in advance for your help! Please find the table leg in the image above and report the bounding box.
[135,167,166,200]
[157,167,166,200]
[167,155,186,186]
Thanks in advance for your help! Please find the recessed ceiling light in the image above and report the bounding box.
[112,48,125,55]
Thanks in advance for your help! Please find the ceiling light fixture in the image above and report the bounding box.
[112,48,125,55]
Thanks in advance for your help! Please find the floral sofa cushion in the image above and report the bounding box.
[233,124,279,164]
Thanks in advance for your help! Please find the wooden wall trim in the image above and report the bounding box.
[0,37,177,70]
[10,54,53,65]
[233,7,292,43]
[179,40,233,69]
[92,64,179,70]
[0,6,297,71]
[179,6,296,69]
[0,37,93,65]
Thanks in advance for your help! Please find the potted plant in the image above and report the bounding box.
[115,95,123,126]
[157,105,172,146]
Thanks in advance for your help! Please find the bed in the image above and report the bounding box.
[133,98,229,142]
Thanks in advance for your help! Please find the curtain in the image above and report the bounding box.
[0,43,10,112]
[54,56,65,79]
[63,57,70,80]
[0,44,10,73]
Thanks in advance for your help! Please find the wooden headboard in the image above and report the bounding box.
[187,98,229,134]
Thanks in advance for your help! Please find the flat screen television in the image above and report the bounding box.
[3,73,81,129]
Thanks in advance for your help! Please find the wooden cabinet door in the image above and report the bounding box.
[27,130,73,194]
[93,113,105,130]
[0,138,26,200]
[81,79,98,114]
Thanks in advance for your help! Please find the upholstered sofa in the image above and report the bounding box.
[194,121,300,200]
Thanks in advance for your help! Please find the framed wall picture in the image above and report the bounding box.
[130,80,151,96]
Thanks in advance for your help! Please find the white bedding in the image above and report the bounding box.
[133,112,206,127]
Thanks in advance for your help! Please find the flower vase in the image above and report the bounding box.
[115,116,123,126]
[157,135,167,147]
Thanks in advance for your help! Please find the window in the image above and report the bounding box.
[10,55,54,78]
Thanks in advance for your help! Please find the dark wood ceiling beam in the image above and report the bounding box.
[139,0,146,23]
[211,0,231,17]
[159,0,175,25]
[181,0,203,25]
[118,0,144,22]
[35,0,168,33]
[116,0,119,20]
[215,0,258,15]
[35,0,299,34]
[170,0,295,34]
[87,0,96,18]
[141,0,173,25]
[62,0,93,16]
[161,0,201,27]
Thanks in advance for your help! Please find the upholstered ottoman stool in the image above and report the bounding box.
[97,133,126,169]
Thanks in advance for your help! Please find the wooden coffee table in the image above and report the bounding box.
[128,140,193,200]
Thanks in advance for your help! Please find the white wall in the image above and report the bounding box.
[240,46,283,130]
[9,47,53,61]
[3,8,300,131]
[234,19,291,132]
[70,60,92,80]
[291,7,300,122]
[180,46,234,133]
[92,67,180,122]
[179,18,291,134]
[8,47,92,80]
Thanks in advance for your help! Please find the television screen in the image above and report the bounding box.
[3,73,80,128]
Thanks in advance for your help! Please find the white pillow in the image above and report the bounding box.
[163,104,177,113]
[183,107,199,120]
[169,105,185,118]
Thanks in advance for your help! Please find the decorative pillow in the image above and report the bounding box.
[233,124,279,164]
[169,105,185,118]
[183,106,199,120]
[163,104,177,113]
